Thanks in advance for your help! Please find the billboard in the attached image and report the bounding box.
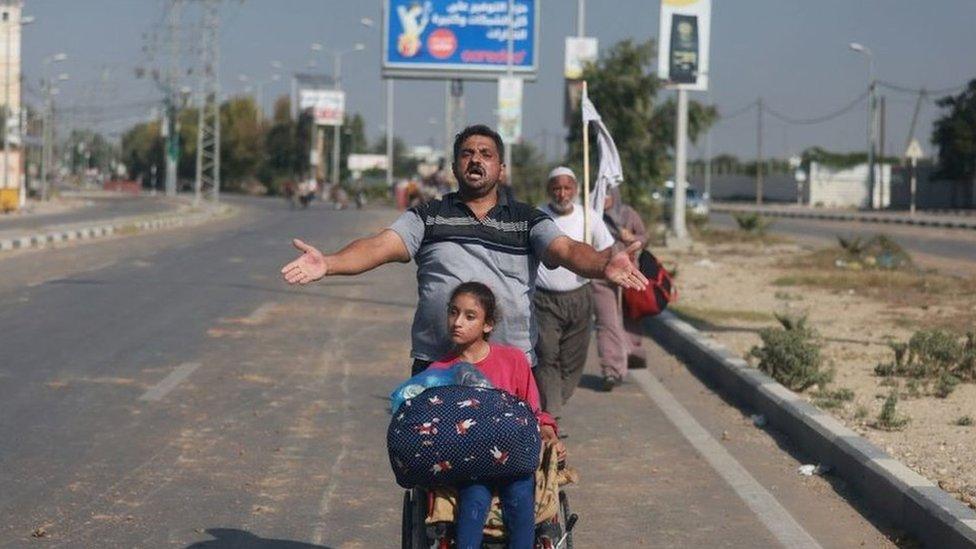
[657,0,711,91]
[497,77,523,143]
[382,0,539,80]
[348,154,390,172]
[299,89,345,126]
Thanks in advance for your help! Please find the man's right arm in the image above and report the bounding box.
[324,229,411,275]
[281,229,411,285]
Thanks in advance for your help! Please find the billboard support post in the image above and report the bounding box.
[672,88,689,241]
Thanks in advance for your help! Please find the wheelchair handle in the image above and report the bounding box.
[555,514,579,549]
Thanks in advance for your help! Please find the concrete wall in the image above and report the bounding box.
[806,162,891,209]
[688,174,798,203]
[888,165,975,209]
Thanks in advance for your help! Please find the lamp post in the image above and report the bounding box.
[360,16,394,189]
[326,43,364,187]
[40,52,67,201]
[849,42,876,209]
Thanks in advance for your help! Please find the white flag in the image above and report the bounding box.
[581,86,623,214]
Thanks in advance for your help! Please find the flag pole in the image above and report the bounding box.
[582,81,591,245]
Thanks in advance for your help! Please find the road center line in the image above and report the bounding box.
[630,369,823,549]
[138,362,201,402]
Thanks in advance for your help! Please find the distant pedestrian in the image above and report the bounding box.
[593,187,649,390]
[533,167,615,418]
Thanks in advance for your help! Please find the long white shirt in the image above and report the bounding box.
[535,203,614,292]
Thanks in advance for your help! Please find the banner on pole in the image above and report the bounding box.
[300,89,345,126]
[657,0,711,91]
[564,37,598,80]
[497,76,523,143]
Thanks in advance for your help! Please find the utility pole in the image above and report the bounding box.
[878,95,886,209]
[386,80,393,188]
[331,51,341,187]
[577,0,585,37]
[756,97,763,206]
[164,0,182,197]
[193,0,220,204]
[867,80,876,209]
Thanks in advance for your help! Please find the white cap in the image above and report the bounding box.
[547,166,576,182]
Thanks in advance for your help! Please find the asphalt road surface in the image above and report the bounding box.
[0,196,902,547]
[710,212,976,273]
[0,195,175,234]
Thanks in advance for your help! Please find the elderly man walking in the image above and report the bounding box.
[533,167,615,418]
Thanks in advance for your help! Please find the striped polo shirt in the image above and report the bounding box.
[389,189,563,365]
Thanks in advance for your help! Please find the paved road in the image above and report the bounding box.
[711,212,976,271]
[0,195,175,234]
[0,197,900,547]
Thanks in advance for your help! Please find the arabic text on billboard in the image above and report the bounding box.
[384,0,537,78]
[300,89,345,126]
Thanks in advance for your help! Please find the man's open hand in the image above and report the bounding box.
[281,239,329,285]
[604,241,648,290]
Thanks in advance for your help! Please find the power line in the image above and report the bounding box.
[715,100,756,122]
[762,88,870,125]
[876,79,967,96]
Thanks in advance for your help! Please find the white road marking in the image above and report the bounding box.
[138,362,201,402]
[310,302,354,545]
[630,369,823,549]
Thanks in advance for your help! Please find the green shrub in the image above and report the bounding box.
[874,329,974,396]
[874,390,909,431]
[955,416,973,427]
[934,372,960,398]
[750,313,832,392]
[732,212,771,235]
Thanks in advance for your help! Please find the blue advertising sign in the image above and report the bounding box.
[382,0,539,80]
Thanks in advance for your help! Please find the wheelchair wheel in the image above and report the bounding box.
[401,491,413,549]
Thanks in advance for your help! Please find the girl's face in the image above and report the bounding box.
[448,293,493,346]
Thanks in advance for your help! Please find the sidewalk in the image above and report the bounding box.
[712,202,976,230]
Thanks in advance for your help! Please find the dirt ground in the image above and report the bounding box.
[657,226,976,511]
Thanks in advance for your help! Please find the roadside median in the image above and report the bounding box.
[712,203,976,231]
[0,200,235,253]
[644,310,976,548]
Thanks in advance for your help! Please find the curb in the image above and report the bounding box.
[644,310,976,548]
[712,205,976,231]
[0,206,232,253]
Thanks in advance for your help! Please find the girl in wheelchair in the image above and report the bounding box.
[426,282,565,548]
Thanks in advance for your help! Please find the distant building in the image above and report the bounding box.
[0,0,24,211]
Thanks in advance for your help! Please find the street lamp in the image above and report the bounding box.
[320,42,365,186]
[40,53,68,201]
[359,15,395,189]
[849,41,877,208]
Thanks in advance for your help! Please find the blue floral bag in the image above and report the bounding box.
[386,385,541,488]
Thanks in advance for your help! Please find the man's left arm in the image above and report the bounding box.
[530,217,648,290]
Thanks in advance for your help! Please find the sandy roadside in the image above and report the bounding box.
[655,227,976,510]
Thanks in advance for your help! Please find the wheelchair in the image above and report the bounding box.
[400,441,578,548]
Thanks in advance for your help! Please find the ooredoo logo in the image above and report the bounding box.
[427,28,457,59]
